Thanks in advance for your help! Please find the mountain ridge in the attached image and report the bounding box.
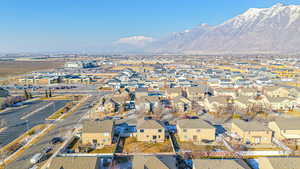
[114,3,300,54]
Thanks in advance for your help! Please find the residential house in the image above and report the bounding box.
[203,96,233,113]
[237,88,258,97]
[214,88,237,97]
[135,87,148,98]
[172,96,192,113]
[177,119,215,143]
[268,118,300,143]
[231,120,273,144]
[136,96,161,113]
[219,79,235,88]
[103,96,127,113]
[234,96,255,113]
[48,157,101,169]
[258,157,300,169]
[185,86,206,101]
[132,155,178,169]
[81,120,114,148]
[165,87,182,99]
[267,97,296,111]
[193,159,251,169]
[136,120,165,142]
[263,86,290,98]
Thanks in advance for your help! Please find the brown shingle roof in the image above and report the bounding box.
[82,120,114,133]
[193,159,251,169]
[274,118,300,130]
[137,120,164,129]
[177,119,214,129]
[132,155,177,169]
[48,157,100,169]
[232,120,271,131]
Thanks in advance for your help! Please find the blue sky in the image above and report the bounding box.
[0,0,299,52]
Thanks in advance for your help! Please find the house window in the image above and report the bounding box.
[92,139,97,144]
[183,129,187,132]
[140,129,144,133]
[196,129,201,132]
[103,133,109,136]
[158,129,162,133]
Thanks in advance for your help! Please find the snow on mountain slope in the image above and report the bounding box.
[115,36,154,47]
[150,3,300,53]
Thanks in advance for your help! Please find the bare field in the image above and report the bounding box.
[0,61,64,78]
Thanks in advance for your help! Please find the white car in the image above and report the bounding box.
[30,153,43,164]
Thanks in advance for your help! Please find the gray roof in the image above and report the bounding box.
[232,120,271,131]
[48,157,100,169]
[274,118,300,130]
[235,96,253,105]
[267,97,291,103]
[83,120,114,133]
[193,159,251,169]
[208,96,229,105]
[137,120,164,129]
[177,119,214,129]
[259,157,300,169]
[132,155,177,169]
[165,87,182,94]
[186,86,205,93]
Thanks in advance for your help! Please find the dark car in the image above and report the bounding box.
[190,116,199,119]
[50,137,63,145]
[42,146,53,154]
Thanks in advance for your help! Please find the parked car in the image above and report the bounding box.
[42,146,52,154]
[50,137,63,145]
[30,153,43,164]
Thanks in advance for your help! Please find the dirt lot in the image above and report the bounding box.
[0,61,64,78]
[123,137,173,153]
[90,144,116,154]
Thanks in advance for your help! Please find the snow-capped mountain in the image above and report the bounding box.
[115,36,154,47]
[150,3,300,54]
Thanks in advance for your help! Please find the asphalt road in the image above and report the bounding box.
[5,93,105,169]
[0,100,69,147]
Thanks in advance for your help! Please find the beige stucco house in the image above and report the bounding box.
[185,87,205,100]
[82,120,114,148]
[267,97,296,111]
[237,88,259,97]
[172,96,192,113]
[214,88,237,97]
[268,118,300,143]
[263,86,290,98]
[231,120,273,144]
[203,96,233,113]
[165,87,182,99]
[177,119,215,144]
[136,120,165,142]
